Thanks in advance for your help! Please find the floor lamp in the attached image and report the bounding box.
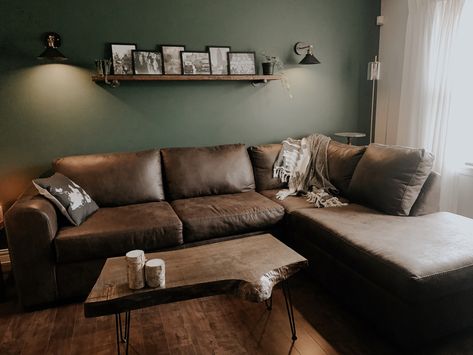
[367,56,381,143]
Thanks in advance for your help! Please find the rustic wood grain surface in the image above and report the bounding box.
[85,234,308,317]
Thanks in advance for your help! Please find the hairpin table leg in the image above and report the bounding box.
[115,311,131,355]
[282,280,297,341]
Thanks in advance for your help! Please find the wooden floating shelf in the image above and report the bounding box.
[91,74,281,83]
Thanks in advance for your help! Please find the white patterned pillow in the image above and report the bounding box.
[33,173,99,226]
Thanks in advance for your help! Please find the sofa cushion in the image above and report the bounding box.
[54,202,182,263]
[348,143,434,216]
[161,144,255,200]
[171,192,285,242]
[260,189,315,214]
[53,149,164,207]
[327,141,366,195]
[248,144,287,191]
[291,207,473,302]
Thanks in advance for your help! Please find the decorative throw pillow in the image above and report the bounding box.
[348,143,434,216]
[33,173,99,226]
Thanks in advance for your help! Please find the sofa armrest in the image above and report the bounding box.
[5,185,59,308]
[410,171,440,216]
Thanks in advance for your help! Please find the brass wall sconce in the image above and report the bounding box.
[38,32,68,61]
[294,42,320,65]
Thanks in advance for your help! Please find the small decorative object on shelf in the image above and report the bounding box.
[181,51,211,75]
[145,259,165,288]
[261,53,284,75]
[111,43,137,75]
[95,59,104,75]
[228,52,256,75]
[207,46,231,75]
[94,58,119,87]
[132,50,163,75]
[162,45,186,74]
[125,250,145,290]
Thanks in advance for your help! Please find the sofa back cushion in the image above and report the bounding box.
[53,149,164,207]
[327,141,366,195]
[161,144,255,200]
[248,141,365,194]
[348,143,434,216]
[248,144,287,191]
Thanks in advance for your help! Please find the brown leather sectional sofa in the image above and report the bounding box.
[5,141,473,345]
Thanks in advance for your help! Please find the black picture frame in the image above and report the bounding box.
[161,45,186,75]
[132,50,163,75]
[181,51,211,75]
[207,46,231,75]
[228,52,257,75]
[111,43,137,75]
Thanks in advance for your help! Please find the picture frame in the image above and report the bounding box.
[181,51,211,75]
[132,50,163,75]
[207,46,231,75]
[228,52,256,75]
[111,43,137,75]
[161,45,186,75]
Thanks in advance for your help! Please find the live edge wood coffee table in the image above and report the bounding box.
[84,234,308,354]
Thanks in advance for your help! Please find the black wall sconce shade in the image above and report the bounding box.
[38,32,68,61]
[294,42,320,65]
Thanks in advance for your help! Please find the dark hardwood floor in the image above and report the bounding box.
[1,272,473,355]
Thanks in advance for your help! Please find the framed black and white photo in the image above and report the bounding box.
[132,50,163,75]
[161,45,185,74]
[228,52,256,75]
[181,51,211,75]
[111,43,136,75]
[207,46,231,75]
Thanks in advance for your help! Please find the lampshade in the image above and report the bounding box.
[367,55,380,80]
[294,42,320,65]
[38,32,68,61]
[299,53,320,65]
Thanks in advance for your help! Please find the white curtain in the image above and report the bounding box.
[397,0,473,212]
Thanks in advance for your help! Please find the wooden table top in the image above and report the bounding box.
[84,234,308,317]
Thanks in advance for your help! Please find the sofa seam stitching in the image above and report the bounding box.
[412,262,473,280]
[176,206,284,222]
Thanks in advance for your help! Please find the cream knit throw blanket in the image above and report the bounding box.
[273,134,347,208]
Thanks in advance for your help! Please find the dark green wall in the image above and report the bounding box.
[0,0,380,209]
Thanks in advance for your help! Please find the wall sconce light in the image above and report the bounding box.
[37,32,68,61]
[294,42,320,64]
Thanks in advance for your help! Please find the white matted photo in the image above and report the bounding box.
[162,45,185,74]
[181,51,211,75]
[228,52,256,75]
[207,46,231,75]
[111,43,136,75]
[132,50,163,75]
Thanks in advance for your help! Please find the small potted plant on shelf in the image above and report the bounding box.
[260,52,292,98]
[261,53,284,75]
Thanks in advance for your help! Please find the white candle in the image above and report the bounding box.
[145,258,165,288]
[126,250,145,290]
